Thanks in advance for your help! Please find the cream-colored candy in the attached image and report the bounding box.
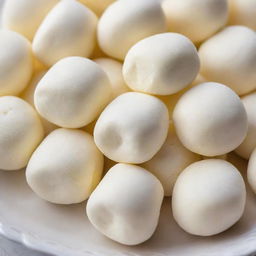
[94,92,169,164]
[34,57,112,128]
[86,163,164,245]
[2,0,59,41]
[142,129,200,196]
[228,0,256,31]
[26,128,103,204]
[235,93,256,159]
[247,148,256,194]
[162,0,228,43]
[199,26,256,95]
[20,71,57,135]
[172,159,246,236]
[79,0,115,16]
[0,30,33,96]
[97,0,167,60]
[173,82,248,156]
[123,33,200,95]
[33,0,97,67]
[0,96,44,170]
[94,58,130,99]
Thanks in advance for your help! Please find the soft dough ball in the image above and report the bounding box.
[173,82,248,156]
[142,129,200,196]
[86,163,164,245]
[33,0,97,67]
[247,148,256,194]
[199,26,256,95]
[0,30,33,96]
[235,93,256,159]
[228,0,256,31]
[94,58,130,99]
[2,0,59,41]
[34,57,112,128]
[0,96,44,170]
[123,33,200,95]
[172,159,246,236]
[26,128,104,204]
[162,0,228,43]
[94,92,169,164]
[97,0,167,60]
[79,0,115,16]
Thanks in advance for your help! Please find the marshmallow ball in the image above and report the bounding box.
[123,33,200,95]
[0,96,44,170]
[94,58,130,99]
[97,0,167,60]
[173,82,248,156]
[0,30,33,96]
[162,0,228,43]
[199,26,256,95]
[34,57,112,128]
[79,0,115,16]
[247,148,256,194]
[172,159,246,236]
[86,163,164,245]
[235,93,256,159]
[94,92,169,164]
[2,0,59,41]
[228,0,256,31]
[33,0,97,67]
[142,129,200,196]
[26,128,103,204]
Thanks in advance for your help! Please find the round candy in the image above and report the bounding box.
[33,0,97,67]
[34,57,112,128]
[97,0,167,60]
[2,0,58,41]
[199,26,256,95]
[86,163,164,245]
[162,0,228,43]
[173,82,248,156]
[172,159,246,236]
[0,96,44,170]
[94,92,169,164]
[26,128,104,204]
[0,30,33,96]
[248,148,256,195]
[123,33,200,95]
[78,0,115,16]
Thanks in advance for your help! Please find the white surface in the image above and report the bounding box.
[0,154,255,256]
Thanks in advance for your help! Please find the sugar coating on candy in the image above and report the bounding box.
[94,92,169,164]
[86,163,164,245]
[26,128,104,204]
[123,33,200,95]
[172,159,246,236]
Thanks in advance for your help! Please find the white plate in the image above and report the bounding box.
[0,154,255,256]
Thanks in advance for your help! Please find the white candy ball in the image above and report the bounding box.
[0,96,44,170]
[123,33,200,95]
[248,148,256,194]
[162,0,228,43]
[172,159,246,236]
[142,129,200,196]
[33,0,97,67]
[26,128,103,204]
[228,0,256,31]
[78,0,115,16]
[97,0,167,60]
[94,58,130,99]
[86,163,164,245]
[2,0,59,41]
[199,26,256,95]
[173,82,248,156]
[94,92,169,164]
[34,57,112,128]
[0,30,33,96]
[235,93,256,159]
